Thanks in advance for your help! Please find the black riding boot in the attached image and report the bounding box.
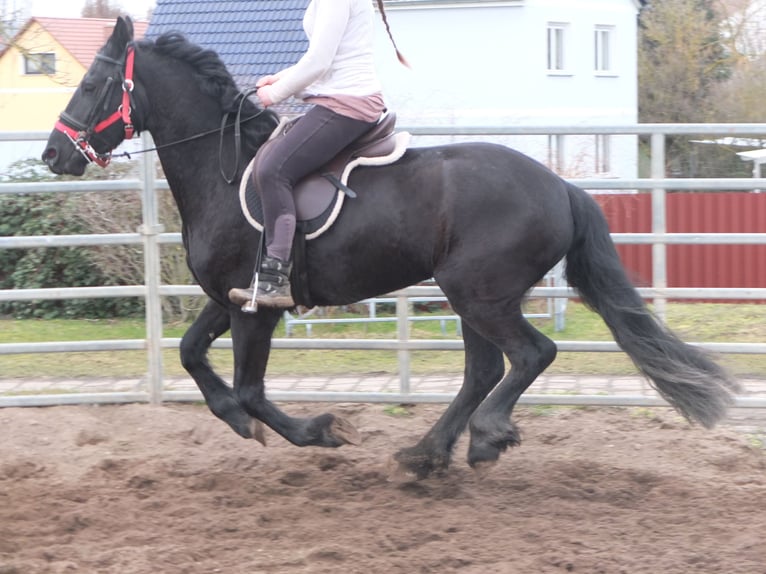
[228,256,295,310]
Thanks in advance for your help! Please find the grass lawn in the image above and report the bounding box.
[0,301,764,380]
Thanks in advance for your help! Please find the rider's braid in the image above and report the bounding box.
[375,0,410,68]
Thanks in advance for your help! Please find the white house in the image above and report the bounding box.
[373,0,642,179]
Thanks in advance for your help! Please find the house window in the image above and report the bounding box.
[24,53,56,75]
[547,23,568,72]
[595,134,611,174]
[594,26,614,73]
[548,134,565,173]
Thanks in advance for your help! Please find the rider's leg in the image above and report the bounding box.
[229,105,376,309]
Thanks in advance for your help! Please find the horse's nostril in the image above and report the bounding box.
[43,147,57,162]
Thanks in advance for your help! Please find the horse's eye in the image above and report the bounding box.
[81,81,97,95]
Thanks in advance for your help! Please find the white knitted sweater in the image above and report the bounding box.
[265,0,382,104]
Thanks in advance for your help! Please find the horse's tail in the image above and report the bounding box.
[563,183,740,428]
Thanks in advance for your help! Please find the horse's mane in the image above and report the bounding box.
[135,32,280,151]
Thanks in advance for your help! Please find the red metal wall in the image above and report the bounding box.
[593,193,766,296]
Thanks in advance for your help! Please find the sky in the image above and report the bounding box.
[12,0,156,20]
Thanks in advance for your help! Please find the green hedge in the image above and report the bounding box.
[1,162,145,319]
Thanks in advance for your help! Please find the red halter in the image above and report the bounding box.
[54,45,136,167]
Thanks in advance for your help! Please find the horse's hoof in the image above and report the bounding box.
[389,447,449,481]
[330,416,361,446]
[251,420,267,446]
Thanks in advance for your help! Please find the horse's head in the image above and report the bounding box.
[42,16,140,175]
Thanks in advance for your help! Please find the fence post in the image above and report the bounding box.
[396,292,411,395]
[553,260,568,332]
[139,134,165,404]
[650,132,667,319]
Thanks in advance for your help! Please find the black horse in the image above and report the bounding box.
[43,17,739,479]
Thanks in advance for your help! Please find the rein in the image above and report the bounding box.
[218,87,262,184]
[112,105,268,167]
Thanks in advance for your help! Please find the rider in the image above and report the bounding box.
[228,0,408,310]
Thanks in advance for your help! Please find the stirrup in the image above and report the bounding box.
[242,293,259,313]
[233,235,267,313]
[228,286,259,312]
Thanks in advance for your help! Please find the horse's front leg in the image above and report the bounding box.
[180,300,266,441]
[392,321,505,479]
[230,310,360,447]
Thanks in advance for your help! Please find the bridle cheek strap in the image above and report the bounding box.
[93,46,136,139]
[120,45,136,139]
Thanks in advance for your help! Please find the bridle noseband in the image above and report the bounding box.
[54,45,137,167]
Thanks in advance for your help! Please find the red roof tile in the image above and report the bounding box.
[26,17,148,68]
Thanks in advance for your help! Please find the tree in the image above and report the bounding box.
[638,0,732,123]
[81,0,123,19]
[708,56,766,122]
[708,0,766,123]
[715,0,766,63]
[638,0,737,176]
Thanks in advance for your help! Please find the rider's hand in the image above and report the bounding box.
[256,85,274,107]
[256,75,278,107]
[256,74,278,87]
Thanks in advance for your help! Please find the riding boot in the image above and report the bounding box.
[228,256,295,310]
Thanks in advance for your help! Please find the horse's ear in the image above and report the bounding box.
[112,16,135,46]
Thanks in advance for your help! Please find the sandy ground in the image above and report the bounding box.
[0,402,764,574]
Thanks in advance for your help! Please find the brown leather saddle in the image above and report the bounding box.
[239,111,408,239]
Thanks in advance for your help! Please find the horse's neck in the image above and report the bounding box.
[136,53,260,232]
[157,144,239,220]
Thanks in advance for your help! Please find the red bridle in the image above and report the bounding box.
[54,45,136,168]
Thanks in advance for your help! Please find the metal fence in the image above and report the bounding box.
[282,267,568,337]
[2,125,766,409]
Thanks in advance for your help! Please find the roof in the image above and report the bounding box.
[737,148,766,162]
[146,0,309,87]
[2,17,149,67]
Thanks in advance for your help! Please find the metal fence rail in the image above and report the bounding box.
[2,125,766,408]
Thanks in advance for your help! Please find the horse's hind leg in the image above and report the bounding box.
[463,309,558,471]
[180,300,263,441]
[229,311,360,448]
[392,321,504,480]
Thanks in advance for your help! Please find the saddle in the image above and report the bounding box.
[239,111,410,240]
